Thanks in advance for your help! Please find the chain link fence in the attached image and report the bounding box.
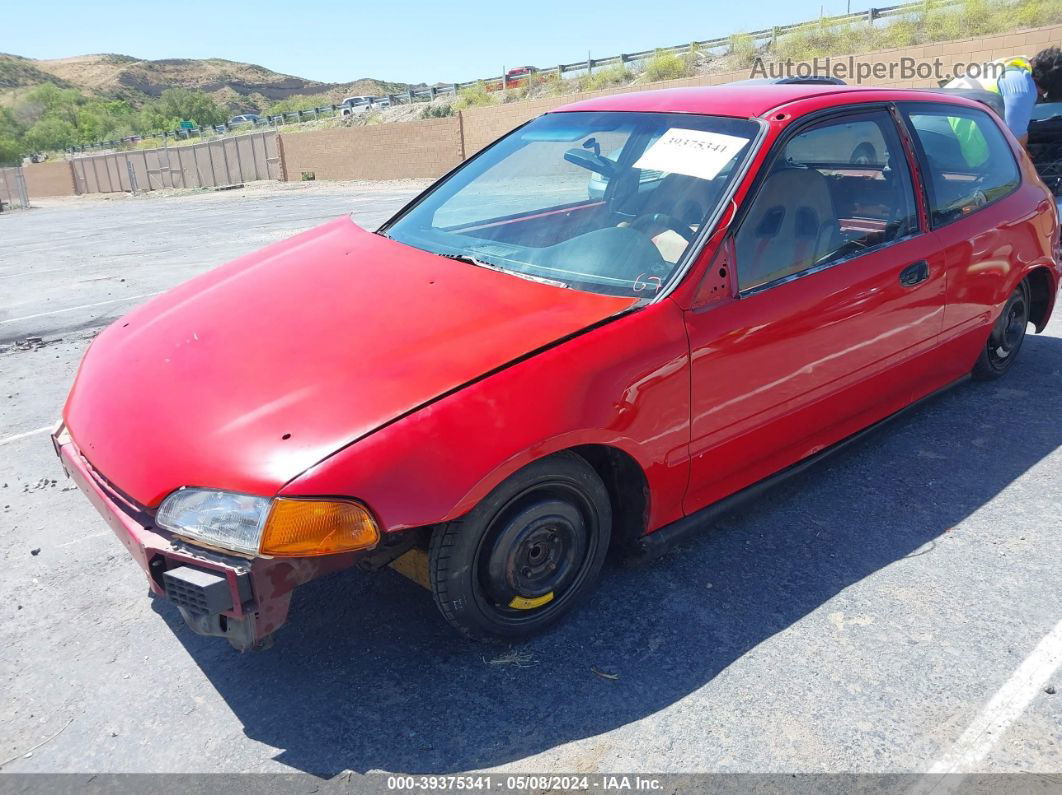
[69,132,281,194]
[0,167,30,211]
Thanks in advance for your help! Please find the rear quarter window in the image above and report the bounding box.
[902,104,1020,227]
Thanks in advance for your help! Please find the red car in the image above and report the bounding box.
[55,84,1060,650]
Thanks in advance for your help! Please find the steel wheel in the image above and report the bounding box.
[429,452,611,639]
[973,279,1030,380]
[475,486,597,624]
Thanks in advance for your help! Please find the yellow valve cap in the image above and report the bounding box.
[260,498,380,557]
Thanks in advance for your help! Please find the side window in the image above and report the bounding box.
[735,111,918,292]
[904,105,1020,226]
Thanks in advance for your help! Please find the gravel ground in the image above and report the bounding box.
[0,181,1059,778]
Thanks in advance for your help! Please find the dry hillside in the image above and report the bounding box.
[0,52,414,111]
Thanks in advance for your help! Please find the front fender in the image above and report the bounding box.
[280,300,692,534]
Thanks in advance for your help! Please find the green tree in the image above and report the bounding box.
[0,136,24,165]
[74,103,135,144]
[23,116,79,152]
[134,105,175,135]
[18,82,84,126]
[265,93,332,116]
[155,87,226,128]
[0,107,25,140]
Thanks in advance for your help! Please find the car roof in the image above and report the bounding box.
[551,84,981,118]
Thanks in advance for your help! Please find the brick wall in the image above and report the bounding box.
[279,115,464,181]
[22,161,76,197]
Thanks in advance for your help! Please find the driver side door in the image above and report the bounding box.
[682,107,947,513]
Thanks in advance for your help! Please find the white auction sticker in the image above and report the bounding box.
[633,128,750,180]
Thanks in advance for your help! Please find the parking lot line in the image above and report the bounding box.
[0,426,52,447]
[927,616,1062,775]
[0,292,162,325]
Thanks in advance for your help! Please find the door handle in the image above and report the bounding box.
[899,260,929,287]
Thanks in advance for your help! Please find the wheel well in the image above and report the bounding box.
[1027,267,1055,333]
[569,444,649,554]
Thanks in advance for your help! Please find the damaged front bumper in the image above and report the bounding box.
[52,424,361,650]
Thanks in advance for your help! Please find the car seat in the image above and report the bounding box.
[635,173,719,227]
[735,167,843,289]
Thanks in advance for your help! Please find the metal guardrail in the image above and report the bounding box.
[68,0,955,154]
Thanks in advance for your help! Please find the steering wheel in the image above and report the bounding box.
[629,212,696,243]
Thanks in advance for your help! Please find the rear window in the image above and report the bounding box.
[902,105,1020,227]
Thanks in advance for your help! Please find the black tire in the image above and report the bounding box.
[428,451,611,640]
[972,279,1031,380]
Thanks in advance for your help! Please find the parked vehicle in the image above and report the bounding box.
[55,84,1060,650]
[506,65,537,87]
[486,66,540,92]
[339,96,374,116]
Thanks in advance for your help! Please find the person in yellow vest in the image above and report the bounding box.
[947,48,1062,147]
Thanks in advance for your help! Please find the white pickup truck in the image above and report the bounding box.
[339,96,377,116]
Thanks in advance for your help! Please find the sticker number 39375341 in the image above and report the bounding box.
[633,128,750,181]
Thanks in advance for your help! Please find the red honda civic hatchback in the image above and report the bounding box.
[54,84,1060,650]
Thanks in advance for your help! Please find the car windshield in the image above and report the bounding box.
[383,111,759,297]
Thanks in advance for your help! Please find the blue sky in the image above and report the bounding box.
[4,0,858,85]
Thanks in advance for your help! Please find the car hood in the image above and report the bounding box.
[64,216,637,507]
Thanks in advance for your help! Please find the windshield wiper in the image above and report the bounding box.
[434,252,568,289]
[436,251,496,269]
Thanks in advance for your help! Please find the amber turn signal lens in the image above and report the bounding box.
[259,498,380,557]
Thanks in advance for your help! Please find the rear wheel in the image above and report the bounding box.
[972,279,1030,380]
[428,452,611,640]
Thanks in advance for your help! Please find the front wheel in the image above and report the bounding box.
[972,279,1030,380]
[428,452,611,640]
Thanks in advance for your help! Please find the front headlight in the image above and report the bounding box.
[156,489,380,557]
[156,489,271,555]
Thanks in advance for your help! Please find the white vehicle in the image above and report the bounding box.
[339,96,374,116]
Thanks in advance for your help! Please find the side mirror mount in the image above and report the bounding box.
[691,235,736,310]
